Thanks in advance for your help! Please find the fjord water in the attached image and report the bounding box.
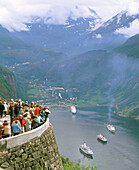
[49,107,139,170]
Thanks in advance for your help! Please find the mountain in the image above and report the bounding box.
[114,34,139,58]
[0,8,139,118]
[90,10,139,35]
[0,25,64,100]
[0,65,16,100]
[84,10,139,50]
[45,48,139,118]
[11,10,139,54]
[10,8,101,53]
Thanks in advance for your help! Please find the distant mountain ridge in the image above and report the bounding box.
[90,10,139,35]
[11,7,101,53]
[114,34,139,58]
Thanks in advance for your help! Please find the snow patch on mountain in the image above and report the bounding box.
[64,24,75,28]
[117,13,123,24]
[95,34,102,38]
[115,19,139,37]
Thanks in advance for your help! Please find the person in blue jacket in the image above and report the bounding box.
[12,120,23,136]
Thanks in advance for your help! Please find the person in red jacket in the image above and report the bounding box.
[18,115,26,132]
[34,104,40,116]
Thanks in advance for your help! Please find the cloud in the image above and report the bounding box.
[0,1,101,32]
[0,0,138,32]
[115,19,139,37]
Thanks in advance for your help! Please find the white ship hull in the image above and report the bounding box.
[71,106,76,114]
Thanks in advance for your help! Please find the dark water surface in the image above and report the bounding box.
[49,107,139,170]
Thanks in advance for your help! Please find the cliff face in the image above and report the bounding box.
[0,124,63,170]
[0,65,16,100]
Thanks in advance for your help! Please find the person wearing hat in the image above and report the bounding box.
[45,107,51,121]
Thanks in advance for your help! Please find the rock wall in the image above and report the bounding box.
[0,124,63,170]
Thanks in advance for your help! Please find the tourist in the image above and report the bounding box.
[12,117,21,129]
[12,120,23,136]
[29,108,34,118]
[0,99,48,137]
[23,101,29,111]
[45,107,51,120]
[2,122,10,138]
[31,116,37,129]
[34,104,40,115]
[0,101,4,118]
[24,114,29,132]
[14,99,20,118]
[0,124,4,139]
[9,101,14,124]
[3,101,8,117]
[34,115,43,127]
[27,115,32,131]
[18,115,26,133]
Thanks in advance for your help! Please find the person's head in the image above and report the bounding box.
[15,120,18,124]
[10,99,14,102]
[21,111,24,115]
[0,124,3,129]
[19,115,23,119]
[27,115,31,119]
[29,108,33,113]
[3,120,7,126]
[25,101,28,104]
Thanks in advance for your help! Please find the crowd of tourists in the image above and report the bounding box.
[0,98,51,139]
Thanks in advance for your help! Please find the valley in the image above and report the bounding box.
[0,7,138,120]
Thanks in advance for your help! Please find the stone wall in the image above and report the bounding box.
[0,124,63,170]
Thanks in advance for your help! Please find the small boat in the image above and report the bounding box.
[79,143,93,158]
[71,105,76,114]
[107,124,115,133]
[97,134,107,143]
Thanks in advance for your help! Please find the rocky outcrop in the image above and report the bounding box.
[0,124,63,170]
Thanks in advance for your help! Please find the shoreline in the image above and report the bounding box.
[49,104,139,121]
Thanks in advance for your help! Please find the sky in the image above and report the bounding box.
[0,0,139,34]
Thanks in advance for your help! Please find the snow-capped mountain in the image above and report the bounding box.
[77,10,139,51]
[90,10,139,38]
[11,8,101,52]
[10,9,139,53]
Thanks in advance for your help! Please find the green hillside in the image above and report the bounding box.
[0,65,16,100]
[0,25,64,100]
[115,34,139,58]
[0,25,138,119]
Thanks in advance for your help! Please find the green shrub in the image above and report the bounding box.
[61,156,97,170]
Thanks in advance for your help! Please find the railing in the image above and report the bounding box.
[0,118,49,149]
